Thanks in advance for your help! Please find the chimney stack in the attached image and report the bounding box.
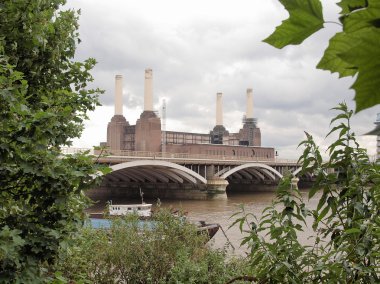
[144,68,153,111]
[246,88,253,119]
[216,92,223,126]
[115,75,123,115]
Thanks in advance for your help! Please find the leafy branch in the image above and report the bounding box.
[264,0,380,112]
[228,103,380,283]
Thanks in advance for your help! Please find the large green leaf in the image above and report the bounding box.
[263,0,324,48]
[316,32,357,77]
[339,27,380,112]
[337,0,367,15]
[319,0,380,111]
[352,67,380,112]
[342,0,380,32]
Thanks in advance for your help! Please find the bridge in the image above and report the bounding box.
[63,148,304,200]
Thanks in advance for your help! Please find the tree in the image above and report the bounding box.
[264,0,380,113]
[0,0,103,281]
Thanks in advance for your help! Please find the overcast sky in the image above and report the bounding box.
[67,0,379,159]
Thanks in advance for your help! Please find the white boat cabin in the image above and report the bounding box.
[108,203,152,218]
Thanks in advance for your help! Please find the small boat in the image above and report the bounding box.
[90,188,153,219]
[194,221,220,241]
[108,203,152,218]
[88,218,219,242]
[88,188,220,243]
[89,203,152,219]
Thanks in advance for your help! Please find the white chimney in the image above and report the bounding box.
[144,68,153,111]
[115,75,123,115]
[216,92,223,126]
[246,88,253,119]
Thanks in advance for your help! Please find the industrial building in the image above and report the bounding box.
[102,69,275,159]
[367,113,380,161]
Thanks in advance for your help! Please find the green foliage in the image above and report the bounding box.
[302,103,380,282]
[265,0,380,112]
[231,103,380,283]
[263,0,324,48]
[231,177,313,283]
[54,210,247,283]
[0,0,104,282]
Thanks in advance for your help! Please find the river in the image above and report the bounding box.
[88,189,320,256]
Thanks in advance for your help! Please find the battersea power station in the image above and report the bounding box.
[91,69,285,200]
[103,69,274,159]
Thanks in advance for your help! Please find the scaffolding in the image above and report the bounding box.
[241,115,257,146]
[161,99,166,154]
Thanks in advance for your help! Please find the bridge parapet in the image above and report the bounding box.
[61,147,298,165]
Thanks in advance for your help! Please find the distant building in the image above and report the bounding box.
[366,113,380,161]
[101,69,274,159]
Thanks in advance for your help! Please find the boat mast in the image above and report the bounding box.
[139,187,145,204]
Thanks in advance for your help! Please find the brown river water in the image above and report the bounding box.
[88,189,321,256]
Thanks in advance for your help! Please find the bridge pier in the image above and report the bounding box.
[205,178,228,200]
[291,177,299,189]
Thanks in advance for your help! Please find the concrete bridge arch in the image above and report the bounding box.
[217,163,283,181]
[107,160,207,185]
[91,160,302,200]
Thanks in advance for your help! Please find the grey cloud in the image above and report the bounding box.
[66,0,379,157]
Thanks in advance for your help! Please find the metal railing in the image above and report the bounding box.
[61,147,94,155]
